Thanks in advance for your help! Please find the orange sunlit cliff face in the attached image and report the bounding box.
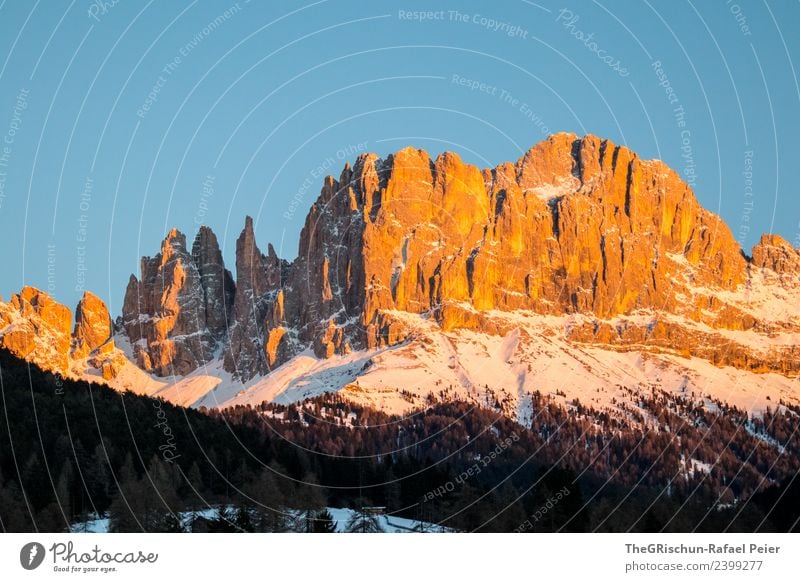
[2,134,799,400]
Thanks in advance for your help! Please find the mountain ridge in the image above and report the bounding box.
[2,133,799,418]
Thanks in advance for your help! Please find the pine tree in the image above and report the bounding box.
[234,505,255,532]
[108,455,143,532]
[344,501,384,533]
[184,461,205,527]
[242,467,287,532]
[0,477,33,532]
[293,471,326,532]
[85,442,112,509]
[108,455,183,532]
[310,508,337,533]
[384,468,402,510]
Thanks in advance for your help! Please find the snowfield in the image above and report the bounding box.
[97,309,800,427]
[70,507,450,533]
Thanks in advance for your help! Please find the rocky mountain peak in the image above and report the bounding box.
[752,234,800,275]
[0,287,125,379]
[235,215,275,298]
[160,227,188,263]
[222,216,285,379]
[252,134,792,375]
[0,287,72,372]
[122,225,223,375]
[5,134,799,396]
[191,225,235,343]
[72,291,112,359]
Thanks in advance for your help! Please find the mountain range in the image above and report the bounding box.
[2,132,799,422]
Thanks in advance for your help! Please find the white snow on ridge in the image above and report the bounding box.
[714,272,800,327]
[97,310,800,425]
[523,176,581,201]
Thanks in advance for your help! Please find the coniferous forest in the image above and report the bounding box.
[1,347,798,533]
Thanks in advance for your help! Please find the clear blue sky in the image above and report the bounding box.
[0,0,798,313]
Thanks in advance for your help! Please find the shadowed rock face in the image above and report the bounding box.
[222,216,284,379]
[122,227,234,376]
[192,225,235,343]
[116,216,286,380]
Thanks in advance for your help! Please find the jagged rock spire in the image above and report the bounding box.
[192,225,235,343]
[122,226,224,375]
[222,216,285,380]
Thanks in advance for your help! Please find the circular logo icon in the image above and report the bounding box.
[19,542,45,570]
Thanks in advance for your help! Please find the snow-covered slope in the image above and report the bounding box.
[4,278,798,429]
[96,309,799,429]
[70,507,451,533]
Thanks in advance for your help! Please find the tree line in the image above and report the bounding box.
[1,348,798,532]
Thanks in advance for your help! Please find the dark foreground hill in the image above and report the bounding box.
[0,347,798,532]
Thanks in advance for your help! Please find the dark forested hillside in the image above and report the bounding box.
[0,348,798,533]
